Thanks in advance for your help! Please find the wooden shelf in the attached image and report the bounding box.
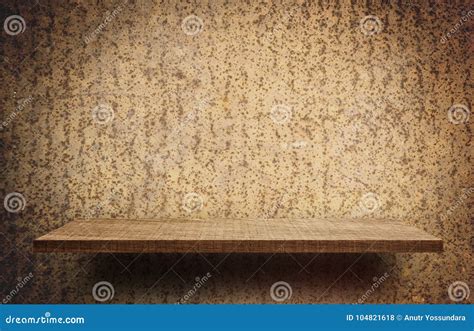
[33,218,442,253]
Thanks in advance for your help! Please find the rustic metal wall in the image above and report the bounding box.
[0,0,472,303]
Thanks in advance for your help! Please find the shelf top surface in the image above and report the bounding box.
[33,218,443,253]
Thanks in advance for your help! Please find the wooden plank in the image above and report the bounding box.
[33,218,443,253]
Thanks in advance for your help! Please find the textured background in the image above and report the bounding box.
[0,0,472,304]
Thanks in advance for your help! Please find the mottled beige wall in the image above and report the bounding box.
[0,0,472,304]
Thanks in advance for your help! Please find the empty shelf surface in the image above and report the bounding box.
[33,218,442,253]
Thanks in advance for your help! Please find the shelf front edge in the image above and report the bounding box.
[33,238,443,253]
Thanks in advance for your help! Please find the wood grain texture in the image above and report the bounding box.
[33,218,443,253]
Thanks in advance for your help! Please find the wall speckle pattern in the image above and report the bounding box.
[0,0,472,304]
